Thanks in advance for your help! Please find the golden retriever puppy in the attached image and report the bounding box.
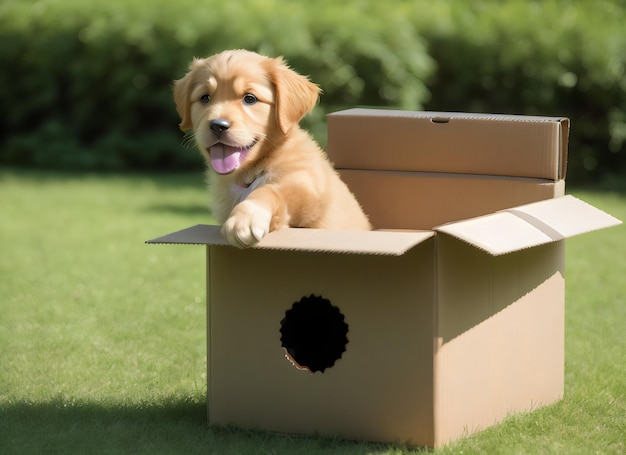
[174,49,371,247]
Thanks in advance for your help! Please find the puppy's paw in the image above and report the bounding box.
[221,200,272,248]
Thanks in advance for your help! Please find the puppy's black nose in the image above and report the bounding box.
[210,119,231,134]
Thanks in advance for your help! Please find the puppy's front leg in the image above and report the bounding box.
[221,200,272,248]
[221,185,286,248]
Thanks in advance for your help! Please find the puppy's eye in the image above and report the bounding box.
[243,94,257,105]
[199,94,210,104]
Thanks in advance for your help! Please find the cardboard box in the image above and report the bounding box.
[147,110,620,447]
[338,170,565,229]
[327,109,569,180]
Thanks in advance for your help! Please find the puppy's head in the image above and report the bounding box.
[174,49,320,176]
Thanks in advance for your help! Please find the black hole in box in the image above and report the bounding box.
[280,295,349,374]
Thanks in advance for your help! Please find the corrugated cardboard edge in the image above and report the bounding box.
[147,224,228,246]
[147,224,435,256]
[559,118,570,180]
[434,195,622,256]
[329,108,567,123]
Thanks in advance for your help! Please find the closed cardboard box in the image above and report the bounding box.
[327,109,569,180]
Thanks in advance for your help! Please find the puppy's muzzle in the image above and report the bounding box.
[210,118,231,134]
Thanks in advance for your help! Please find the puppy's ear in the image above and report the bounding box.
[266,57,321,135]
[173,60,198,131]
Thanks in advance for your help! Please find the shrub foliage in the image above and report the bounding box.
[1,0,624,182]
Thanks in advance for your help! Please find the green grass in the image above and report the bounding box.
[1,169,625,454]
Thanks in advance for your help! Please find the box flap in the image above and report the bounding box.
[327,109,569,180]
[147,224,434,256]
[147,224,229,246]
[434,195,622,255]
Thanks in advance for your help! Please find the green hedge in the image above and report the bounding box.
[415,1,626,182]
[1,0,624,183]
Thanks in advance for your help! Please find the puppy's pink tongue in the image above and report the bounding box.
[209,144,248,174]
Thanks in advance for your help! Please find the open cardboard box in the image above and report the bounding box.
[148,109,621,447]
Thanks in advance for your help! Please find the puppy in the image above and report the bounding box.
[174,49,371,247]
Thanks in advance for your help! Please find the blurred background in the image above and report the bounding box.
[1,0,624,185]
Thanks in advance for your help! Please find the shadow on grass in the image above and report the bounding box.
[0,399,403,455]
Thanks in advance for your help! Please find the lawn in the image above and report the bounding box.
[1,169,624,454]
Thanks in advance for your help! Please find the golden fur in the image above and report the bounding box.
[174,49,371,247]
